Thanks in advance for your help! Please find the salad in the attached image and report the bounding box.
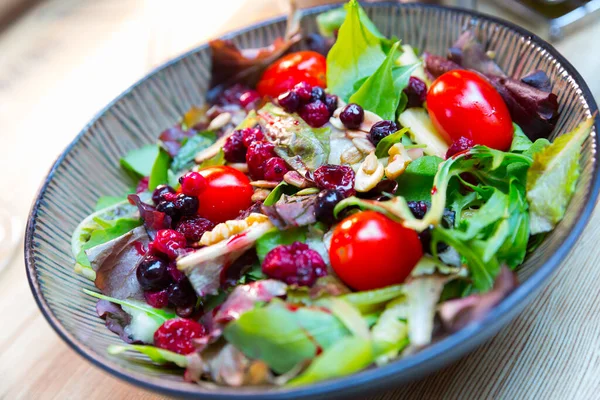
[72,0,594,387]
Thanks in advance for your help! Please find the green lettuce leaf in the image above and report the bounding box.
[370,297,408,365]
[108,345,187,367]
[120,145,158,178]
[148,147,171,190]
[287,336,373,386]
[509,124,532,153]
[326,0,386,101]
[198,148,225,169]
[349,42,401,120]
[258,104,330,174]
[527,118,593,234]
[263,182,299,206]
[340,284,404,314]
[94,196,127,212]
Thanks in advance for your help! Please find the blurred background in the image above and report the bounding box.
[0,0,599,398]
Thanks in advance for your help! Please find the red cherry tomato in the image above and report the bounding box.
[427,70,513,151]
[196,166,253,223]
[329,211,423,291]
[257,51,327,98]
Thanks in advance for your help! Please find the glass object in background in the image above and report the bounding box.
[0,200,20,274]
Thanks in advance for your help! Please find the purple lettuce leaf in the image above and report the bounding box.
[261,194,317,230]
[448,31,505,77]
[88,225,149,301]
[127,194,171,238]
[96,300,135,344]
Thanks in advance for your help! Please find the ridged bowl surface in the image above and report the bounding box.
[25,3,599,399]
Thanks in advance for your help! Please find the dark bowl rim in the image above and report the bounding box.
[25,2,600,399]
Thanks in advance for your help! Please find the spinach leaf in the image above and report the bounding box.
[349,42,401,120]
[263,182,299,206]
[392,63,420,95]
[326,0,386,101]
[148,147,171,190]
[120,145,158,178]
[255,227,307,263]
[374,128,409,158]
[222,300,320,374]
[288,336,373,386]
[527,118,593,234]
[170,131,216,173]
[316,3,385,39]
[395,156,443,201]
[108,345,187,367]
[258,103,330,173]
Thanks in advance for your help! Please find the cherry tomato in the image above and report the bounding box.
[196,166,253,223]
[257,51,327,98]
[427,70,513,151]
[329,211,422,291]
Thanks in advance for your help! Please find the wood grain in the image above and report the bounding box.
[0,0,599,399]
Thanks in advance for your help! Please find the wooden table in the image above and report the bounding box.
[1,0,599,398]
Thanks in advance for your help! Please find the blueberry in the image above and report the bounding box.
[157,201,179,218]
[340,103,364,129]
[315,189,345,225]
[310,86,326,102]
[174,194,198,217]
[369,120,399,145]
[152,185,175,205]
[136,257,171,291]
[278,91,300,113]
[168,281,197,308]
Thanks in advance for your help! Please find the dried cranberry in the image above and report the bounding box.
[137,257,170,291]
[310,86,326,102]
[154,318,206,355]
[176,216,215,243]
[369,120,399,145]
[340,103,364,129]
[179,172,206,197]
[168,281,197,308]
[246,140,276,180]
[223,130,247,163]
[263,157,290,182]
[215,83,249,106]
[153,229,186,259]
[239,90,260,108]
[278,91,300,113]
[167,262,186,283]
[315,189,345,224]
[174,194,198,217]
[293,82,313,102]
[136,177,149,193]
[262,242,327,286]
[446,137,474,159]
[325,94,338,116]
[298,100,330,128]
[241,127,265,148]
[144,289,169,308]
[313,164,356,197]
[152,185,175,205]
[404,76,428,109]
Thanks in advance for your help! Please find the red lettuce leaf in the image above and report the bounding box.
[213,280,287,324]
[448,31,505,77]
[261,194,317,229]
[96,300,135,343]
[88,226,150,300]
[438,266,518,332]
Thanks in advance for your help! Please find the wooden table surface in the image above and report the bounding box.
[1,0,600,398]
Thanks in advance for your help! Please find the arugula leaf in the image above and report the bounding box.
[326,0,386,101]
[148,147,171,190]
[288,336,373,386]
[108,345,187,367]
[349,42,401,120]
[258,104,330,173]
[120,145,158,178]
[255,227,307,263]
[94,196,127,212]
[510,124,532,153]
[170,131,216,173]
[527,118,593,234]
[395,155,443,201]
